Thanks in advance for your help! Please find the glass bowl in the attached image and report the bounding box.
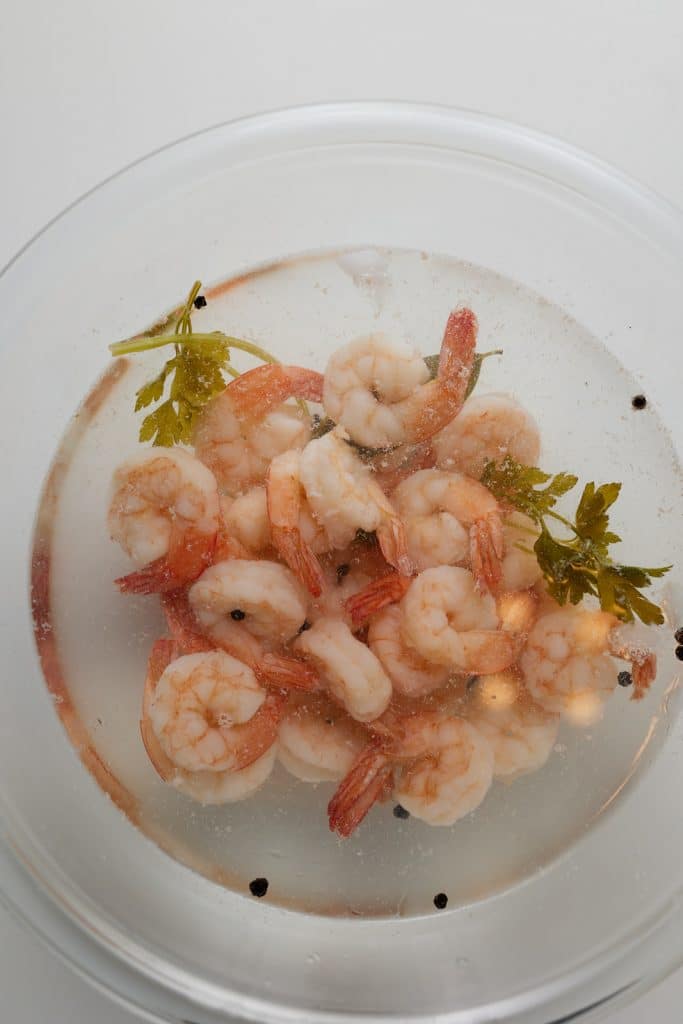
[0,102,682,1024]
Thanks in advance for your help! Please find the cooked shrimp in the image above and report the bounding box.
[367,605,450,697]
[278,696,368,782]
[401,566,520,673]
[109,448,220,594]
[322,308,477,448]
[392,468,504,590]
[294,616,393,723]
[499,512,543,592]
[141,639,277,804]
[146,647,285,774]
[161,589,318,692]
[468,671,560,780]
[433,393,541,479]
[299,427,412,575]
[328,711,493,836]
[266,449,327,596]
[189,559,309,644]
[520,608,657,719]
[194,363,323,495]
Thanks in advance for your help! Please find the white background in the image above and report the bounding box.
[1,2,681,1021]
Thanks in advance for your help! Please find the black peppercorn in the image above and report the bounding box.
[230,609,246,621]
[393,804,410,819]
[617,671,632,688]
[433,892,448,910]
[336,564,350,583]
[676,646,683,662]
[675,628,683,645]
[631,394,647,410]
[193,294,207,309]
[249,877,269,898]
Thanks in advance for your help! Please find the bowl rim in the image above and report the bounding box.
[2,99,682,1024]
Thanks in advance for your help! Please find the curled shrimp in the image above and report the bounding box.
[278,696,368,783]
[322,308,477,448]
[141,638,278,804]
[266,449,327,597]
[109,448,220,594]
[294,616,393,723]
[401,566,520,673]
[146,646,285,774]
[392,468,504,590]
[467,671,560,780]
[328,711,493,836]
[367,604,450,697]
[520,608,657,720]
[194,363,323,495]
[189,559,309,644]
[299,427,412,575]
[161,589,318,692]
[433,393,541,479]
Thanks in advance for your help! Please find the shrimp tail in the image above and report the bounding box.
[227,363,324,417]
[116,526,217,595]
[470,511,504,593]
[161,590,216,656]
[256,653,320,692]
[608,633,657,701]
[266,451,326,597]
[140,638,178,782]
[377,517,413,577]
[438,307,477,395]
[230,692,288,772]
[328,742,394,838]
[271,526,326,597]
[345,573,412,628]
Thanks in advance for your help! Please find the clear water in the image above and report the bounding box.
[43,249,682,916]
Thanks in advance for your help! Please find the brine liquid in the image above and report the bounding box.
[39,249,683,916]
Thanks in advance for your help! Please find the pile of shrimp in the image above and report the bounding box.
[109,308,657,838]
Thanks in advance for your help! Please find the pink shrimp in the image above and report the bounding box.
[322,308,477,448]
[141,640,287,780]
[162,590,319,693]
[194,363,324,495]
[109,449,222,595]
[328,710,493,837]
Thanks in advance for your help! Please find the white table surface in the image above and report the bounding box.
[1,2,681,1020]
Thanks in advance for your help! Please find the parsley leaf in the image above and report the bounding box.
[481,455,578,524]
[481,456,670,625]
[110,280,290,446]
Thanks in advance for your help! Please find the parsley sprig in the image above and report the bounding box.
[481,456,671,625]
[109,281,296,446]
